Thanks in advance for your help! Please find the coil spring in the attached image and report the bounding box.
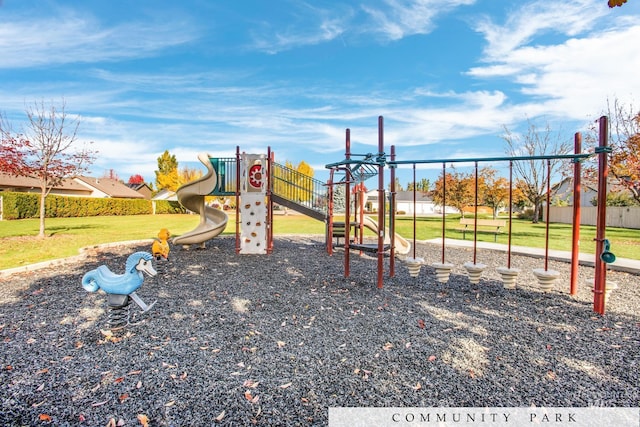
[108,302,131,329]
[155,257,167,284]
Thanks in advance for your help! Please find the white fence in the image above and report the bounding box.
[548,206,640,229]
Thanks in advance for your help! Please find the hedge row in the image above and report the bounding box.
[0,192,186,220]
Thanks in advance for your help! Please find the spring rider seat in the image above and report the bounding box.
[81,251,157,329]
[152,228,171,260]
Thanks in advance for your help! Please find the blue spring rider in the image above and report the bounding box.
[82,251,157,328]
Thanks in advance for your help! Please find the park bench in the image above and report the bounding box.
[456,218,506,242]
[330,221,350,246]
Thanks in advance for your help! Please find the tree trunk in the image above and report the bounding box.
[39,187,46,238]
[532,202,540,224]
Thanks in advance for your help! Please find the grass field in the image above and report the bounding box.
[0,213,638,270]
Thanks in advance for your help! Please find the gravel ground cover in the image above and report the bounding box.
[0,236,638,426]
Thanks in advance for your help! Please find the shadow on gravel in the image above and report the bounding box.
[1,237,638,426]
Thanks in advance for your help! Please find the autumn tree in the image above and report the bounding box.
[479,167,509,219]
[602,99,640,204]
[608,0,628,7]
[432,169,475,217]
[179,165,203,188]
[502,119,571,223]
[0,101,96,237]
[128,174,145,185]
[155,150,179,192]
[0,115,28,175]
[295,160,315,202]
[271,160,316,203]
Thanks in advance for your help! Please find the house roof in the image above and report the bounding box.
[553,176,630,194]
[0,172,91,193]
[125,182,151,191]
[74,177,146,199]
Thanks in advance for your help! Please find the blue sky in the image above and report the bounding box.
[1,0,639,188]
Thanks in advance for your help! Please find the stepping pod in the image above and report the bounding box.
[463,262,486,284]
[405,257,424,278]
[605,281,618,305]
[588,279,618,306]
[431,262,454,283]
[497,267,520,290]
[532,268,560,292]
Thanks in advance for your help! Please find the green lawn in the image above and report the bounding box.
[0,213,638,271]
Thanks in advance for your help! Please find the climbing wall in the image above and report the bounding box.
[240,154,267,254]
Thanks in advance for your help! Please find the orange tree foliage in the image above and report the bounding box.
[608,0,628,7]
[479,167,510,219]
[432,169,475,217]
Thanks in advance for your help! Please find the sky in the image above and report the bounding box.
[1,0,639,188]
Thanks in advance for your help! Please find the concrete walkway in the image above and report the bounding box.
[423,238,640,274]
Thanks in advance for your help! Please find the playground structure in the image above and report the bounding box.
[173,147,409,258]
[175,116,615,315]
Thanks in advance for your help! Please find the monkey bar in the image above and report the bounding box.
[325,115,612,315]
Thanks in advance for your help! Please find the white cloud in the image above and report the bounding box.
[473,0,605,60]
[469,23,640,120]
[0,11,199,69]
[362,0,476,41]
[249,3,351,54]
[250,0,477,53]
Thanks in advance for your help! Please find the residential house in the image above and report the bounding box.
[553,176,630,206]
[395,191,436,215]
[152,188,178,201]
[364,189,456,214]
[0,173,145,199]
[125,182,153,200]
[73,177,146,199]
[0,172,91,197]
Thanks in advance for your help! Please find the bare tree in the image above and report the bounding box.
[0,100,96,237]
[502,119,572,223]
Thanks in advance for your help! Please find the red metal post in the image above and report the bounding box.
[377,116,385,289]
[544,160,551,271]
[389,145,396,277]
[473,161,478,265]
[235,146,241,254]
[267,147,274,254]
[570,133,582,295]
[412,163,417,259]
[358,183,364,248]
[507,161,513,268]
[441,163,446,264]
[594,116,609,314]
[344,129,351,278]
